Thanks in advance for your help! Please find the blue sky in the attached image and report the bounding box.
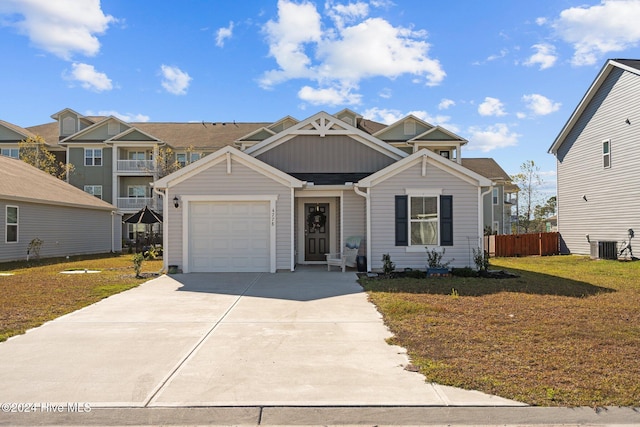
[2,0,640,197]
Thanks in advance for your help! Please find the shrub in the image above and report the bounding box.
[473,247,490,271]
[426,247,452,269]
[381,253,395,275]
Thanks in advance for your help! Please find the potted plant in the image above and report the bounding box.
[426,247,452,277]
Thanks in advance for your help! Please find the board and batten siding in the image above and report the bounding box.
[165,159,293,271]
[0,200,114,262]
[368,162,481,270]
[556,67,640,254]
[256,135,396,173]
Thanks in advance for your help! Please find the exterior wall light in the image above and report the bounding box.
[173,196,179,208]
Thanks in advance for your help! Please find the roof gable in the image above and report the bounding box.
[410,126,468,144]
[60,116,132,143]
[237,127,276,142]
[154,145,304,189]
[357,148,492,188]
[373,114,434,141]
[244,111,407,160]
[106,127,162,143]
[267,116,298,133]
[549,58,640,154]
[0,120,35,141]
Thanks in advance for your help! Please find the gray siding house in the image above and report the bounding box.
[549,59,640,255]
[0,156,121,263]
[155,111,492,273]
[2,108,512,272]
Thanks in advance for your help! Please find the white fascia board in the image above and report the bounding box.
[154,145,304,189]
[372,114,434,137]
[548,59,640,154]
[246,111,407,160]
[59,115,131,144]
[358,149,492,188]
[105,126,163,144]
[409,126,468,144]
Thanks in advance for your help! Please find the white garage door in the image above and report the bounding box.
[189,201,270,272]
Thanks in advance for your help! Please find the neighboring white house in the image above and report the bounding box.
[154,110,492,273]
[549,58,640,255]
[0,155,121,262]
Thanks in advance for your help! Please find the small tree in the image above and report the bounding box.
[511,160,543,234]
[154,145,195,178]
[19,136,74,180]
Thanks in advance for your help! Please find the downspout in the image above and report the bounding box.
[111,210,115,253]
[153,186,167,273]
[353,184,371,272]
[480,185,494,251]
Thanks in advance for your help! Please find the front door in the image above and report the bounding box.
[305,203,329,261]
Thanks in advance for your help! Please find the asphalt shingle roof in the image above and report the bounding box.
[0,155,116,210]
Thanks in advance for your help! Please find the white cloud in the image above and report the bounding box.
[478,97,507,117]
[438,98,455,110]
[523,43,557,70]
[216,21,234,47]
[65,63,112,92]
[261,0,445,105]
[522,94,561,116]
[298,85,362,106]
[553,0,640,66]
[326,1,369,29]
[160,65,192,95]
[536,17,548,25]
[85,110,150,122]
[378,88,392,99]
[466,123,520,152]
[0,0,114,60]
[362,107,457,131]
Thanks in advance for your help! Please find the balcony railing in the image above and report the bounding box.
[117,197,159,211]
[117,160,155,173]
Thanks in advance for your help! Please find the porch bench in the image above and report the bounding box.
[325,236,363,272]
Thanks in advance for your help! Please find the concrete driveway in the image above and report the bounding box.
[0,269,523,408]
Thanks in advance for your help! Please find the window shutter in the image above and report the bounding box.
[440,195,453,246]
[395,195,408,246]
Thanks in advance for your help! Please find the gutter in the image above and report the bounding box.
[480,185,494,248]
[353,184,371,272]
[152,185,168,273]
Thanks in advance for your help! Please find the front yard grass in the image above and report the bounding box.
[0,254,163,342]
[359,255,640,407]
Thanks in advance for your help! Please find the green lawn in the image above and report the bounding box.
[0,254,163,342]
[359,255,640,407]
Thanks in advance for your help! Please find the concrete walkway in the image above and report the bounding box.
[1,270,639,425]
[0,269,524,409]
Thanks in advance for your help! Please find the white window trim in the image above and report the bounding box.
[1,147,19,159]
[603,139,611,169]
[84,185,103,199]
[128,185,148,198]
[492,188,499,205]
[405,188,442,250]
[84,148,103,166]
[5,205,18,243]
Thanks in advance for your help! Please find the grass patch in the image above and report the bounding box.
[0,254,163,342]
[359,255,640,407]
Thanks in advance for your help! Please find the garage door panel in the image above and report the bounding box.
[189,201,271,273]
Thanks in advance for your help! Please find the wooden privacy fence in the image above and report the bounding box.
[485,232,560,257]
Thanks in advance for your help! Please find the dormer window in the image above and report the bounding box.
[439,150,450,159]
[62,116,76,135]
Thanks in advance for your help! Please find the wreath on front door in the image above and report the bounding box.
[307,209,327,231]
